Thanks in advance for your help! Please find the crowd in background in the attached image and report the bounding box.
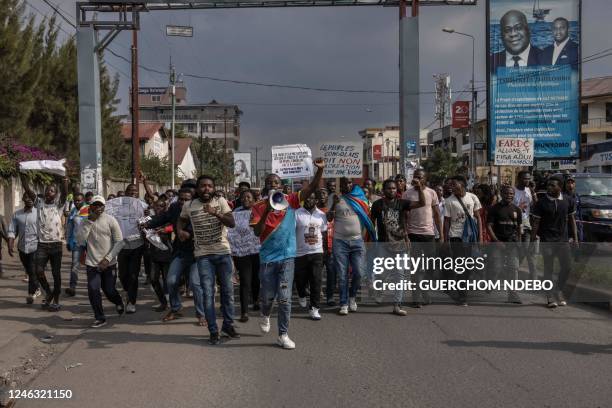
[1,161,580,349]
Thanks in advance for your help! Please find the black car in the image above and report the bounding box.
[554,173,612,242]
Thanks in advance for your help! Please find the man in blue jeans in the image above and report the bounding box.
[251,159,325,350]
[144,182,199,323]
[177,175,236,345]
[65,192,86,297]
[327,178,376,316]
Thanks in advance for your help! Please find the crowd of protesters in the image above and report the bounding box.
[3,161,580,349]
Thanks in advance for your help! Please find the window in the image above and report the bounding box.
[211,124,216,133]
[186,123,197,133]
[151,95,161,102]
[581,104,589,125]
[606,103,612,123]
[203,124,209,133]
[581,133,588,144]
[606,132,612,140]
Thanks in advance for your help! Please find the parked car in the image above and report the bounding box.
[552,173,612,242]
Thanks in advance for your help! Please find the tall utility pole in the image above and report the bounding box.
[399,0,420,174]
[170,63,176,189]
[442,27,476,178]
[250,146,262,187]
[199,125,204,175]
[217,108,230,191]
[131,29,140,187]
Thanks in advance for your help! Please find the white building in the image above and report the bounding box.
[579,76,612,173]
[359,126,399,182]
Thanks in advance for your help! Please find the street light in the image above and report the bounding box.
[442,27,476,179]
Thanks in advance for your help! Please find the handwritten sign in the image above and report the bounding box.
[318,142,362,178]
[494,138,534,166]
[271,144,313,179]
[105,197,148,240]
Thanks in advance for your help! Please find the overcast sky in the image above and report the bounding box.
[36,1,612,162]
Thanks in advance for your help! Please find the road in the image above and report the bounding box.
[1,256,611,408]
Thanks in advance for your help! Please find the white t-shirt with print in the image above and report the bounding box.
[444,192,482,239]
[295,207,328,257]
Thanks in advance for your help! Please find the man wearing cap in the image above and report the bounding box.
[76,196,126,328]
[250,158,325,349]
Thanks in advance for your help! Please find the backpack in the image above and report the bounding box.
[457,195,479,243]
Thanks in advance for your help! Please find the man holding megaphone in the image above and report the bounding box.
[250,158,326,350]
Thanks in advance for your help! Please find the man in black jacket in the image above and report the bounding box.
[145,181,198,322]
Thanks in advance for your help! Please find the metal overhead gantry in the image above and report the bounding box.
[76,0,476,193]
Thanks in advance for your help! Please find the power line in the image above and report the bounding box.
[41,0,76,29]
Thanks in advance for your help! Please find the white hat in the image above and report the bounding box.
[91,195,106,205]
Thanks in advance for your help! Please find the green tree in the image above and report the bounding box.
[0,0,45,138]
[192,137,232,187]
[421,148,465,186]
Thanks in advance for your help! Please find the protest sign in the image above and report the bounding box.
[105,197,148,240]
[271,144,313,179]
[494,138,534,166]
[318,142,362,178]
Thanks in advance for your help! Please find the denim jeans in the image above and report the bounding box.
[333,238,365,306]
[260,258,294,336]
[168,251,196,313]
[324,253,336,302]
[19,251,39,295]
[35,242,63,303]
[151,261,169,306]
[519,231,537,280]
[195,254,235,334]
[86,265,123,321]
[69,247,84,289]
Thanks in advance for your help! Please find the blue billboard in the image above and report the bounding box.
[487,0,581,160]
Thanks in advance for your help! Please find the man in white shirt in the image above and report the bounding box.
[294,193,328,320]
[77,196,126,328]
[513,170,538,280]
[443,176,482,306]
[20,173,68,312]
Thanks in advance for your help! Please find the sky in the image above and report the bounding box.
[29,0,612,163]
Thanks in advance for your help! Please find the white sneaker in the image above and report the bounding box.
[33,288,42,299]
[126,303,136,314]
[338,305,349,315]
[298,297,308,308]
[259,316,271,333]
[309,307,321,320]
[277,334,295,350]
[349,297,358,312]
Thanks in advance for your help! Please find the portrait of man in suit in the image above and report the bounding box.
[490,9,543,72]
[542,17,579,66]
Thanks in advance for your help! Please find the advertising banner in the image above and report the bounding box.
[271,144,313,179]
[318,142,363,178]
[373,145,382,161]
[233,152,252,187]
[487,0,581,159]
[452,101,470,129]
[494,137,534,165]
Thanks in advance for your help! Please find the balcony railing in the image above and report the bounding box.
[582,117,612,129]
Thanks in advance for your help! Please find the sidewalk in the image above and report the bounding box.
[0,253,89,406]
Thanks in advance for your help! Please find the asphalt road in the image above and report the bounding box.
[9,282,612,408]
